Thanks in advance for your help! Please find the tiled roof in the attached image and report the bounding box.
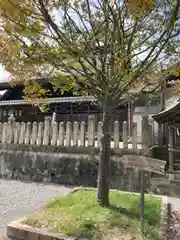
[0,96,96,106]
[152,100,180,123]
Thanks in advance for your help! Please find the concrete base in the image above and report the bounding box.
[7,218,75,240]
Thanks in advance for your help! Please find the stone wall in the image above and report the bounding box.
[0,144,151,193]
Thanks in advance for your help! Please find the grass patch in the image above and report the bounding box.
[25,189,161,240]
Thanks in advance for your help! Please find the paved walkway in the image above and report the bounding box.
[168,196,180,212]
[0,179,72,237]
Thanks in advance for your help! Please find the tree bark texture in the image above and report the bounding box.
[97,111,111,206]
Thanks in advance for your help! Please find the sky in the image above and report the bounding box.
[0,2,179,83]
[0,65,11,82]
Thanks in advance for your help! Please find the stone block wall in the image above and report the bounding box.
[0,144,151,193]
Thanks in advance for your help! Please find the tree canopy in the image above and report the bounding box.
[0,0,179,105]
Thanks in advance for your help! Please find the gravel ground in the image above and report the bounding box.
[167,211,180,239]
[0,179,72,237]
[167,197,180,239]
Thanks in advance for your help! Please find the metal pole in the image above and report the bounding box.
[140,168,145,236]
[168,126,174,172]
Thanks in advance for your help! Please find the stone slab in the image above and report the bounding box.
[7,218,76,240]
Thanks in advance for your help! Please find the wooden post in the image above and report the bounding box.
[19,122,26,144]
[2,122,7,143]
[7,114,15,143]
[37,122,43,145]
[140,168,145,236]
[123,121,128,149]
[128,103,133,137]
[0,122,3,143]
[163,122,168,145]
[149,119,155,146]
[25,122,31,144]
[14,122,20,144]
[73,122,79,146]
[132,122,137,150]
[31,122,37,145]
[43,116,51,145]
[80,121,85,147]
[168,126,174,172]
[87,115,95,147]
[51,122,58,145]
[158,123,163,146]
[114,121,119,148]
[141,115,149,150]
[66,122,72,146]
[148,120,153,148]
[52,112,56,125]
[58,122,64,146]
[97,121,102,148]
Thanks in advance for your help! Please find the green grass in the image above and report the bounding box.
[25,189,161,240]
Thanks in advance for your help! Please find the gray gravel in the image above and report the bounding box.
[167,196,180,239]
[0,179,72,236]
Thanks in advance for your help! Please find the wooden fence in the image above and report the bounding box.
[0,114,160,150]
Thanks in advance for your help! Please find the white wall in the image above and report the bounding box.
[133,105,161,143]
[164,86,179,110]
[133,86,179,143]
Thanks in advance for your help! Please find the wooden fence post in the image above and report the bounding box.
[149,119,155,146]
[141,116,149,150]
[52,112,56,125]
[58,122,64,146]
[51,122,58,145]
[87,115,95,147]
[148,119,153,148]
[37,122,43,145]
[25,122,31,144]
[123,121,128,149]
[14,122,20,144]
[97,121,102,148]
[31,122,37,145]
[19,122,26,144]
[168,126,174,172]
[0,122,3,143]
[80,121,85,147]
[66,122,72,146]
[43,116,51,145]
[114,121,119,148]
[132,122,137,150]
[7,114,16,143]
[2,122,7,143]
[73,122,79,146]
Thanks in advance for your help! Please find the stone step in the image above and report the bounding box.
[167,172,180,181]
[150,177,180,197]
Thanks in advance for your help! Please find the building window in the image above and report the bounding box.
[8,110,13,116]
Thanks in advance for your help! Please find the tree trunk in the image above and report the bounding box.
[97,110,111,206]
